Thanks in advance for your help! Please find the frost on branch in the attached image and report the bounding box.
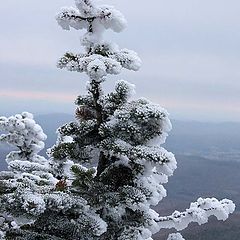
[0,112,46,156]
[0,0,234,239]
[157,198,235,231]
[0,112,50,178]
[56,0,141,80]
[0,113,106,239]
[56,1,127,33]
[57,48,141,78]
[167,233,185,240]
[51,0,235,239]
[0,112,52,237]
[0,112,55,194]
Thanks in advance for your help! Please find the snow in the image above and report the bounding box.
[56,0,140,80]
[75,0,98,17]
[0,113,51,185]
[0,0,235,239]
[8,160,49,173]
[57,49,141,78]
[56,3,127,34]
[0,112,47,158]
[115,80,136,99]
[113,48,142,71]
[167,233,185,240]
[90,214,108,236]
[157,198,236,231]
[98,5,127,33]
[22,193,46,215]
[87,58,107,79]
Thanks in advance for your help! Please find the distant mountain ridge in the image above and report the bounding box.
[165,120,240,161]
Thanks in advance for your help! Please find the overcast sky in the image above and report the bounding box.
[1,0,240,122]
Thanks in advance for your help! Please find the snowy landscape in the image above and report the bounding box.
[0,0,239,239]
[1,114,239,239]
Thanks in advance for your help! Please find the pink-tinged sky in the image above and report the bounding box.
[1,0,240,122]
[0,90,75,102]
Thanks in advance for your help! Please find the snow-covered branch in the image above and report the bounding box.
[57,48,141,77]
[0,0,234,239]
[0,112,54,189]
[56,5,127,33]
[157,198,235,231]
[0,112,46,159]
[167,233,185,240]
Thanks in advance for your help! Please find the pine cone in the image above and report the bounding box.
[55,178,68,191]
[75,106,96,120]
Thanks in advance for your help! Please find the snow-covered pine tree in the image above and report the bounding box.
[0,112,54,238]
[0,0,235,239]
[0,113,106,239]
[50,0,235,239]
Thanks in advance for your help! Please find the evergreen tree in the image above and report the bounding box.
[0,0,235,239]
[0,113,106,239]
